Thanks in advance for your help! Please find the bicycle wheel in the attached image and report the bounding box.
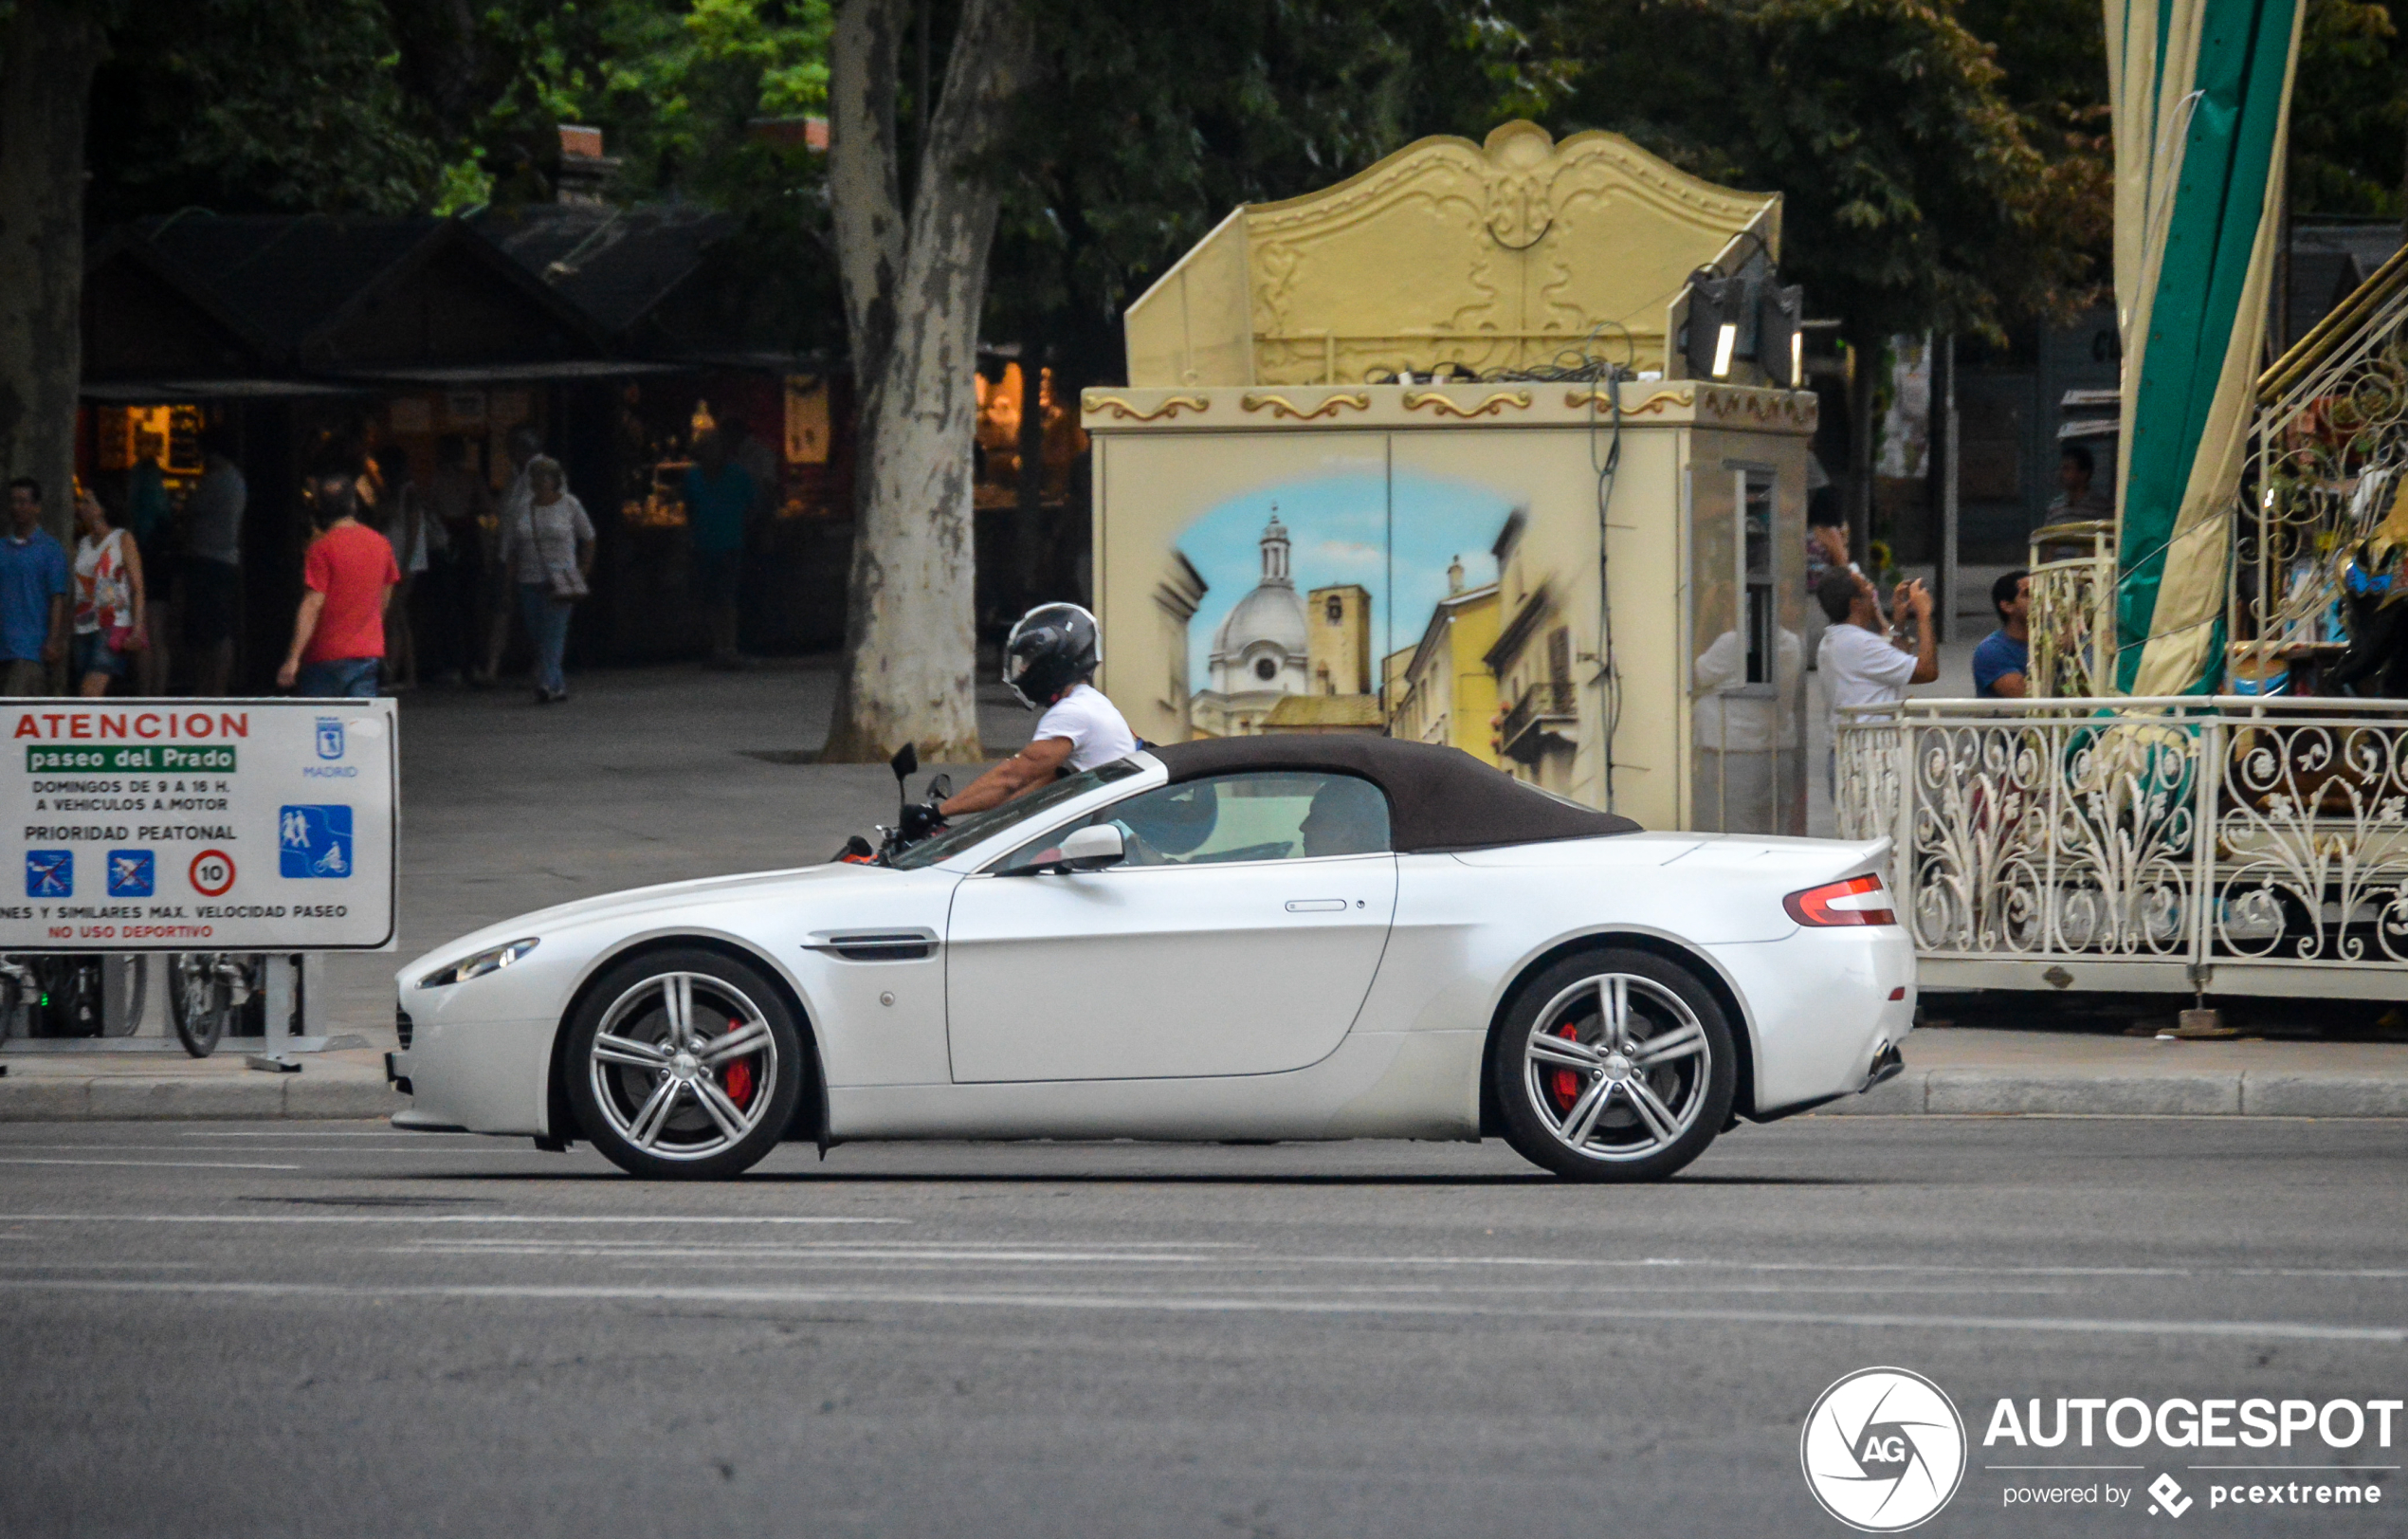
[170,953,240,1058]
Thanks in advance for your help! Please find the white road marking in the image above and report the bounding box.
[174,1130,486,1138]
[0,1213,906,1225]
[0,1159,302,1171]
[617,1267,2079,1295]
[356,1242,2408,1284]
[0,1145,531,1156]
[0,1276,2394,1342]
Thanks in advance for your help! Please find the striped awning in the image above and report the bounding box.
[2107,0,2304,693]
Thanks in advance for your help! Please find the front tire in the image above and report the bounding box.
[1492,948,1735,1182]
[565,948,804,1180]
[171,953,251,1058]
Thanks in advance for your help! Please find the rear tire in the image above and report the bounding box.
[565,948,804,1181]
[1492,947,1735,1182]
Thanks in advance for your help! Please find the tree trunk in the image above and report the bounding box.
[0,1,106,546]
[822,0,1033,763]
[1843,325,1880,577]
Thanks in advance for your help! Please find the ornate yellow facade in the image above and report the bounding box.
[1125,120,1779,388]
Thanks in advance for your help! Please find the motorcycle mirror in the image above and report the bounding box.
[890,742,919,783]
[927,773,953,801]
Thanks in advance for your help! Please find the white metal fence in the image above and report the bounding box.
[1836,697,2408,995]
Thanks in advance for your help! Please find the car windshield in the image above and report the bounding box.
[886,758,1147,870]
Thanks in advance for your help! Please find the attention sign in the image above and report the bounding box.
[0,700,397,951]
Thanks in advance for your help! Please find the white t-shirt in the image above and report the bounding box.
[1034,683,1137,771]
[1817,621,1918,735]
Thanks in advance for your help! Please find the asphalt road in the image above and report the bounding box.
[0,1117,2400,1538]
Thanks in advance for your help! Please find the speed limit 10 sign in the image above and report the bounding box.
[0,700,397,951]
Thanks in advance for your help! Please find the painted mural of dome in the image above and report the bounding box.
[1208,515,1309,687]
[1212,578,1309,659]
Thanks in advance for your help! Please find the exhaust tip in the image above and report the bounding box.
[1862,1043,1906,1092]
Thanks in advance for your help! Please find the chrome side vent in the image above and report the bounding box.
[803,928,939,962]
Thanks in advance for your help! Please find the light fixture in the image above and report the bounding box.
[1711,323,1737,380]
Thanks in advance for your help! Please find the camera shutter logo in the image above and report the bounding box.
[1800,1366,1966,1531]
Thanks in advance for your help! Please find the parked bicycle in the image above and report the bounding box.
[168,953,263,1058]
[0,956,147,1045]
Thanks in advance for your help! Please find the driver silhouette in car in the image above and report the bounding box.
[1298,777,1386,857]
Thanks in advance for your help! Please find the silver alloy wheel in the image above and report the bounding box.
[587,970,779,1162]
[1521,972,1712,1162]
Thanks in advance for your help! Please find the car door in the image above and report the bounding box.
[944,769,1397,1082]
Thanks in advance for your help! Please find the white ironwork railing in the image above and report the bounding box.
[1836,696,2408,970]
[2027,520,2117,699]
[2237,252,2408,669]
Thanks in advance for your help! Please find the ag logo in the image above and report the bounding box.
[1800,1366,1966,1531]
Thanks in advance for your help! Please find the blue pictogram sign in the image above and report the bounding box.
[25,850,71,898]
[107,849,155,898]
[279,805,354,879]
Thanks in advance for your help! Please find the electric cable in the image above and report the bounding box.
[1366,330,1633,809]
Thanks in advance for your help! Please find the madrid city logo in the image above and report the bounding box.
[1801,1366,1968,1531]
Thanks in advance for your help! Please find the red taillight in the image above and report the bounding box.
[1784,873,1896,927]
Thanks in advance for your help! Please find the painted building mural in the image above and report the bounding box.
[1162,474,1515,755]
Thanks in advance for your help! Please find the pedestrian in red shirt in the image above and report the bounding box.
[277,468,401,698]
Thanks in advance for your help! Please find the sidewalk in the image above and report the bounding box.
[5,661,2406,1122]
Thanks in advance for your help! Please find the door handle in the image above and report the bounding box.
[1285,899,1348,912]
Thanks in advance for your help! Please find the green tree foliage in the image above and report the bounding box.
[984,0,1540,397]
[88,0,834,221]
[86,0,439,221]
[401,0,832,212]
[2289,0,2408,216]
[1527,0,2089,341]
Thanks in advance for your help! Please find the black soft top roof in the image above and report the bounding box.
[1148,735,1641,852]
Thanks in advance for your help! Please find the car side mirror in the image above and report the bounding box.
[1055,824,1124,872]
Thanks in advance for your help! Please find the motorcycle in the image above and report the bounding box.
[833,744,952,866]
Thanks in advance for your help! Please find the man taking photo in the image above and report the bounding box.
[1815,567,1937,797]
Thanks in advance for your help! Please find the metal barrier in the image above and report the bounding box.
[1836,696,2408,998]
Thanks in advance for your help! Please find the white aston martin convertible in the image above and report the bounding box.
[389,737,1914,1181]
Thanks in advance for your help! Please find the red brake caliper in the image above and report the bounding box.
[721,1019,756,1108]
[1549,1021,1583,1110]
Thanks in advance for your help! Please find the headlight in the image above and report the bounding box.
[417,939,538,989]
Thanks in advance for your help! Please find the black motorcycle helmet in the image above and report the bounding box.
[1003,601,1103,708]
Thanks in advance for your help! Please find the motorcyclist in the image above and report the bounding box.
[915,603,1135,831]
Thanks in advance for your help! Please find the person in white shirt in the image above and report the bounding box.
[939,602,1134,817]
[1816,566,1936,796]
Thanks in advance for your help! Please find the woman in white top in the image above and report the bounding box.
[71,486,148,698]
[497,455,595,705]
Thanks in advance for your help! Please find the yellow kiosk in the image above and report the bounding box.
[1085,120,1822,834]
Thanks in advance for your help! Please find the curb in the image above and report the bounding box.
[1814,1069,2408,1118]
[4,1070,2407,1123]
[0,1075,404,1121]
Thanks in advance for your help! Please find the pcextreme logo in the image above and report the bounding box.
[1802,1366,1969,1531]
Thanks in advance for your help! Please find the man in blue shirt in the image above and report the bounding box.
[0,477,66,696]
[1973,568,2032,698]
[682,431,755,667]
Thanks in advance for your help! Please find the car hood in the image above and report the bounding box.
[396,860,899,987]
